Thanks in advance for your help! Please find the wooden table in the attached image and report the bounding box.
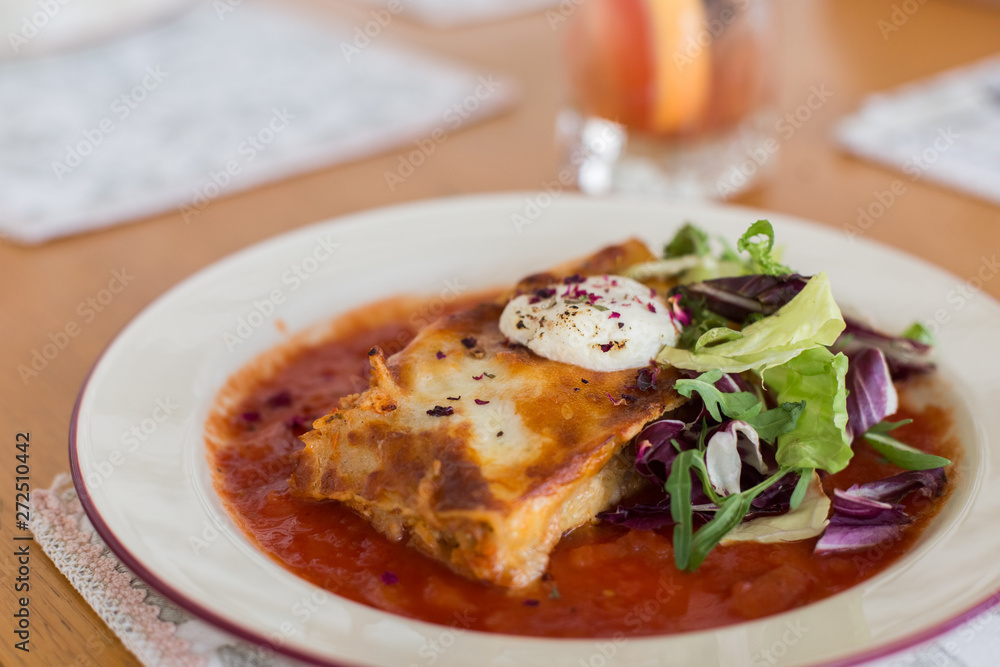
[3,1,999,665]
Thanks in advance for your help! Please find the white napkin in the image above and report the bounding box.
[355,0,562,28]
[0,2,516,244]
[0,0,197,61]
[835,54,1000,209]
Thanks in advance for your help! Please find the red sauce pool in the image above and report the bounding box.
[207,297,959,638]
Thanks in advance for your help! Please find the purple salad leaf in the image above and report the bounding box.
[843,468,947,504]
[634,420,690,485]
[835,316,934,380]
[845,348,899,440]
[828,489,911,525]
[596,502,676,530]
[814,522,903,555]
[814,468,946,555]
[671,274,809,323]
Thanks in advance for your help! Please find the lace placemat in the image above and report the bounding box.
[30,474,310,667]
[30,472,1000,667]
[0,2,515,244]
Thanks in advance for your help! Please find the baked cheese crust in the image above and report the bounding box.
[290,241,686,587]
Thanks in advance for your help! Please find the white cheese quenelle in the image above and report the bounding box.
[499,275,679,372]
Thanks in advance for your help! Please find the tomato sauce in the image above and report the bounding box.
[207,297,959,638]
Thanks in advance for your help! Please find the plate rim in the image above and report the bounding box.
[68,191,1000,667]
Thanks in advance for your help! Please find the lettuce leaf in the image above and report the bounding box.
[656,272,845,374]
[737,220,792,275]
[764,347,852,473]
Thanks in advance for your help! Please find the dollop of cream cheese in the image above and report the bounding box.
[499,275,678,372]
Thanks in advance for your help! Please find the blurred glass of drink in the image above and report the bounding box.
[558,0,776,199]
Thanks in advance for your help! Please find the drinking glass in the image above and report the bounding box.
[558,0,776,199]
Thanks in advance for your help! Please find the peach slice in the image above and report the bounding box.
[645,0,712,135]
[566,0,712,136]
[565,0,654,130]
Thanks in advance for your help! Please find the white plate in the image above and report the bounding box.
[71,194,1000,667]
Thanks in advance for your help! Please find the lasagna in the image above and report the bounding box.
[290,240,687,587]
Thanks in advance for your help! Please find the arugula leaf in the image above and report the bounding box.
[664,223,712,259]
[867,418,912,434]
[789,469,813,510]
[657,272,846,375]
[688,451,725,505]
[682,468,791,570]
[674,370,762,422]
[902,321,935,346]
[765,347,852,473]
[667,449,696,570]
[864,431,951,470]
[743,401,805,443]
[736,220,791,276]
[687,494,753,570]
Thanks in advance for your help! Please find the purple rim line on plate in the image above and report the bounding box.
[61,194,1000,667]
[68,358,361,667]
[69,343,1000,667]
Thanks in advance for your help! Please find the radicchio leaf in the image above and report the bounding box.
[671,274,809,323]
[814,522,903,555]
[596,501,675,530]
[845,348,899,440]
[835,316,934,380]
[814,468,946,555]
[634,420,689,485]
[747,469,800,514]
[705,421,768,497]
[842,468,947,504]
[828,489,911,526]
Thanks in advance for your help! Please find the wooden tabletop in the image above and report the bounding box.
[3,1,1000,665]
